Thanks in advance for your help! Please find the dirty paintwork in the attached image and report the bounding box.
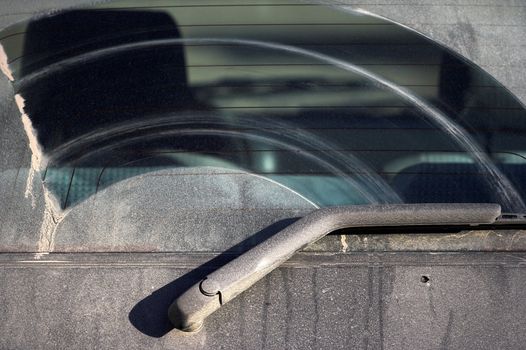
[2,251,526,349]
[1,0,526,349]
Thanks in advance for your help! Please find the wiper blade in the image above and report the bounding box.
[168,203,501,332]
[495,213,526,225]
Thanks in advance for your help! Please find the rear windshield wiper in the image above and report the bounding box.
[169,203,501,332]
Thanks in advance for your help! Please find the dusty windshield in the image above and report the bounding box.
[1,0,526,253]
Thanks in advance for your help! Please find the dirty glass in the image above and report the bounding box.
[1,0,526,252]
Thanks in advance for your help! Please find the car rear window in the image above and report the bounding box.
[1,0,526,252]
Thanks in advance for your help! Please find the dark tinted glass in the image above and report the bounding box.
[2,0,526,238]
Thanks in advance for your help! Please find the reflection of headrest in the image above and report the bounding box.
[18,9,196,152]
[21,10,186,77]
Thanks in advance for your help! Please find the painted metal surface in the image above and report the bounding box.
[1,1,526,349]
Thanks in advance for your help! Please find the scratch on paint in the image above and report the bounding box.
[0,50,64,258]
[0,44,14,81]
[15,97,66,258]
[34,186,66,259]
[14,94,47,207]
[340,234,349,252]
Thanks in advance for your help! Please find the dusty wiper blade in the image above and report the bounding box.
[495,213,526,225]
[168,203,501,332]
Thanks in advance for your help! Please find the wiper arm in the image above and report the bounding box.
[168,203,501,332]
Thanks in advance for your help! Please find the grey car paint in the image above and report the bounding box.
[1,1,526,349]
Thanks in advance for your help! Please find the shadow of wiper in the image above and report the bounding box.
[128,217,299,338]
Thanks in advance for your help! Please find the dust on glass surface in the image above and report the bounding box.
[2,0,526,252]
